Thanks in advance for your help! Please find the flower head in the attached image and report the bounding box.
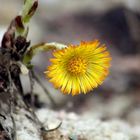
[45,40,111,96]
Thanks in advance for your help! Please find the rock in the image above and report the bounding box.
[36,108,140,140]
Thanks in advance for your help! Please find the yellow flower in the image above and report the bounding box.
[45,40,111,96]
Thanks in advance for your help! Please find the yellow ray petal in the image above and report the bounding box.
[45,40,111,95]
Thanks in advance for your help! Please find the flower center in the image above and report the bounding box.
[67,57,87,75]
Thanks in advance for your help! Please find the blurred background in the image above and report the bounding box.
[0,0,140,129]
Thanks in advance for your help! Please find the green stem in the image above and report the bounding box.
[22,0,38,23]
[15,0,38,37]
[23,42,67,66]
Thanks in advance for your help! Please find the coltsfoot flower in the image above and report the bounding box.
[45,40,111,96]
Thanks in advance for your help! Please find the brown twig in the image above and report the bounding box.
[31,70,57,107]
